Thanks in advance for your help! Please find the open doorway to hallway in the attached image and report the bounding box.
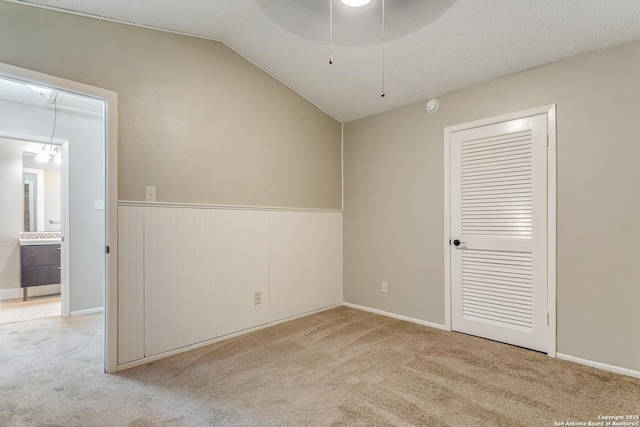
[0,62,118,373]
[0,77,105,324]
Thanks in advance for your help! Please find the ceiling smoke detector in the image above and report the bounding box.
[426,99,439,113]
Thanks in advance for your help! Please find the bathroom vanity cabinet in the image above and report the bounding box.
[20,244,61,301]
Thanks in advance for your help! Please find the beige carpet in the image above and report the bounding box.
[0,295,61,325]
[1,307,638,426]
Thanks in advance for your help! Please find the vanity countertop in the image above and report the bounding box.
[18,232,62,246]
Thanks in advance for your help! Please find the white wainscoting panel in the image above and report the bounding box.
[268,211,343,322]
[117,203,343,365]
[117,206,145,364]
[143,207,270,357]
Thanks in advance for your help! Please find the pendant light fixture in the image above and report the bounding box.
[380,0,385,97]
[329,0,333,64]
[35,145,51,162]
[36,91,59,163]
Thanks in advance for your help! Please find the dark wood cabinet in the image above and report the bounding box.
[20,244,61,301]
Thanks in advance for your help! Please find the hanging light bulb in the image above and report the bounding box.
[35,145,51,162]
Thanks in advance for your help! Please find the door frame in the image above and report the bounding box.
[444,105,556,357]
[0,62,119,373]
[61,141,70,317]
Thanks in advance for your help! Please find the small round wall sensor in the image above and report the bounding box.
[426,99,439,113]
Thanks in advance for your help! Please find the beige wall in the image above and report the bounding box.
[344,39,640,372]
[0,2,342,209]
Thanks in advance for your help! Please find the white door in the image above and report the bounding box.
[450,113,548,352]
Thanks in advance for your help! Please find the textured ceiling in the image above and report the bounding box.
[11,0,640,122]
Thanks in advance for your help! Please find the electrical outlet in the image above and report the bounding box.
[381,282,388,294]
[254,292,262,305]
[145,186,156,202]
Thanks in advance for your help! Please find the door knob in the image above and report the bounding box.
[453,239,465,247]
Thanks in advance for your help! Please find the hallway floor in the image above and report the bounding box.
[0,294,60,325]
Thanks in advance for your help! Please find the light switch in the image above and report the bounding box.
[145,186,156,202]
[95,200,105,210]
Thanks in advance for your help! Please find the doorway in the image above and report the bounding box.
[444,105,556,356]
[0,62,118,372]
[0,139,64,324]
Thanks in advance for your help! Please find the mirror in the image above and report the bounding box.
[22,150,61,232]
[23,171,38,231]
[0,138,63,233]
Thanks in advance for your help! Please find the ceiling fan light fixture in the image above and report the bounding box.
[339,0,371,7]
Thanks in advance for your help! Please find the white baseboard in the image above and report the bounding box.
[343,302,448,331]
[70,307,104,317]
[557,353,640,379]
[342,304,640,379]
[116,304,342,372]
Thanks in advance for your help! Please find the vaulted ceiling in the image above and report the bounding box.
[11,0,640,122]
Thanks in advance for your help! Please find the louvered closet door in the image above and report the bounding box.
[451,114,547,352]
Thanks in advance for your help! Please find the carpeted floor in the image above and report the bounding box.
[0,306,638,426]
